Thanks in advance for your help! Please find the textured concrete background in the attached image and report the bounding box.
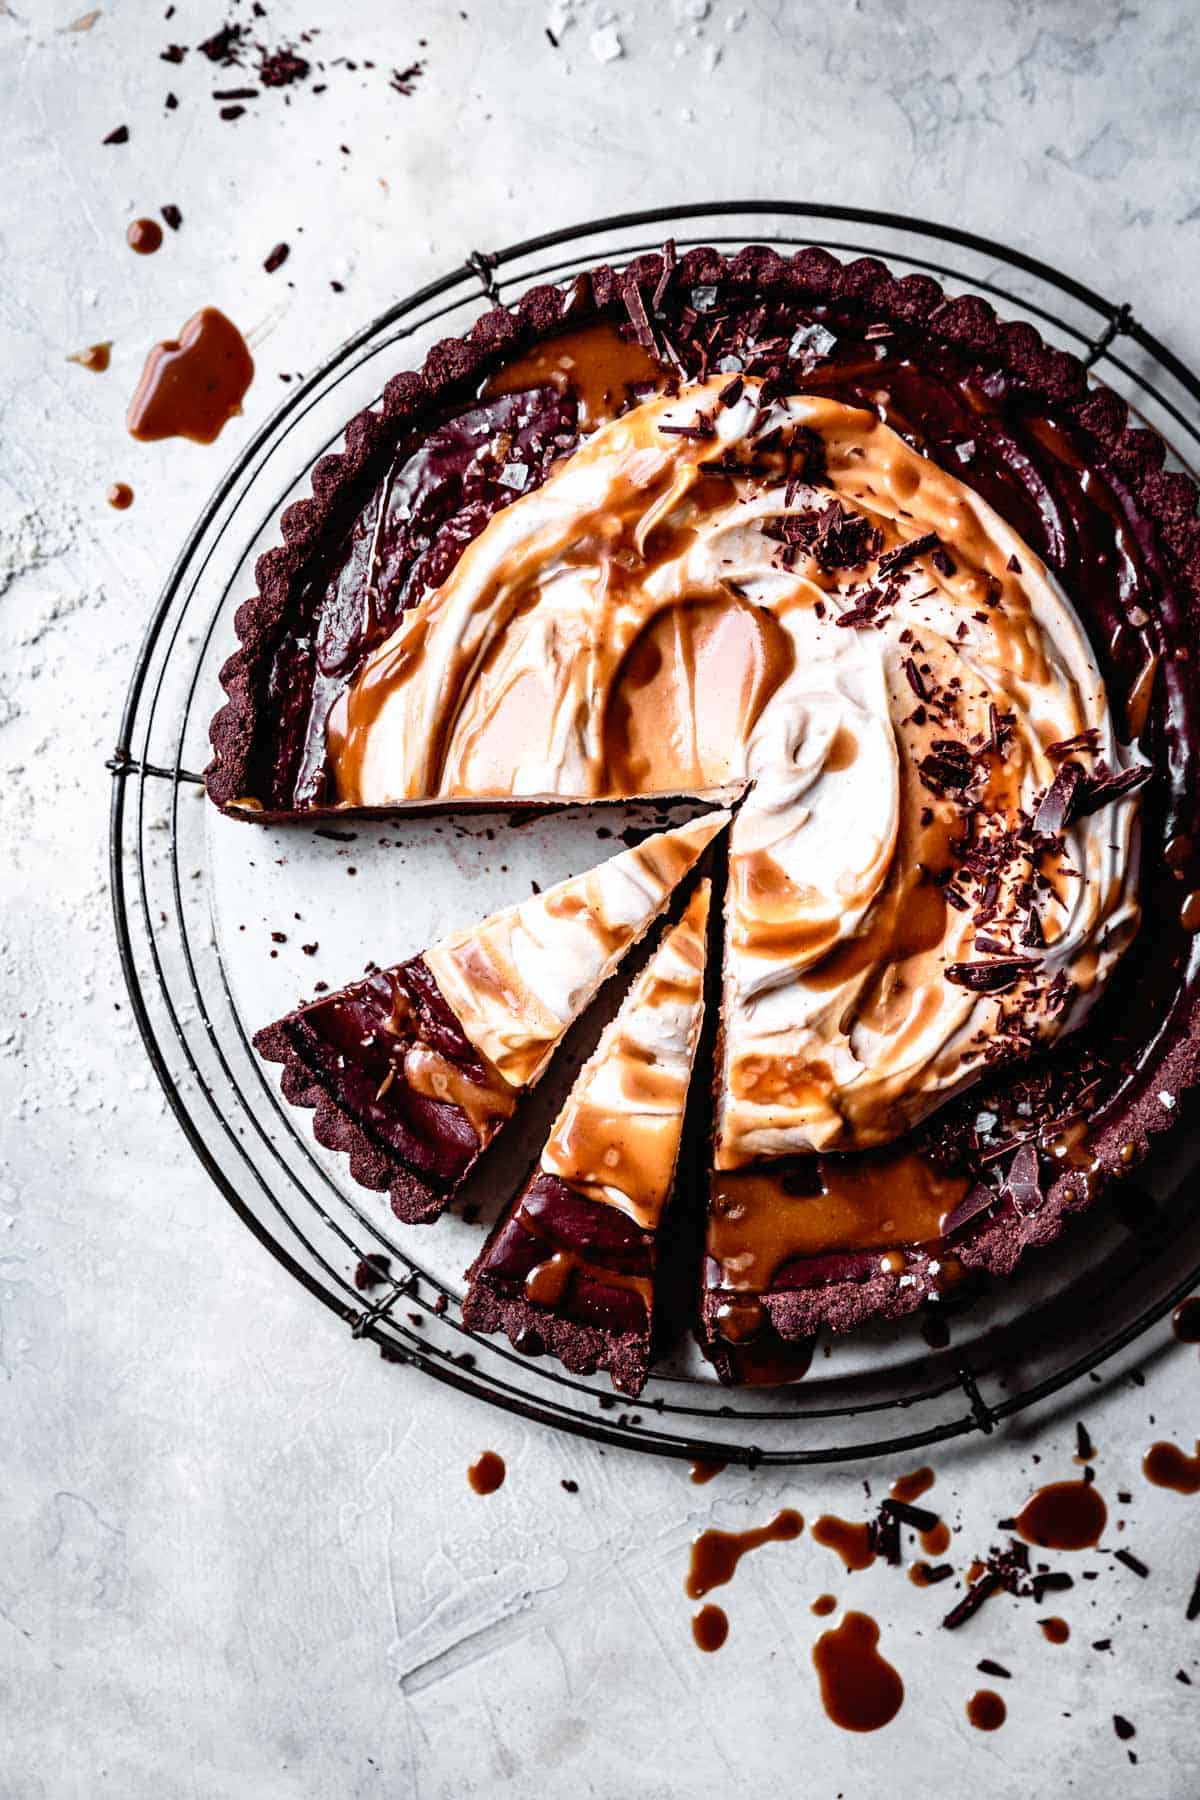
[4,1,1200,1795]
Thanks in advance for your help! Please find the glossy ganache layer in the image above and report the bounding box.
[254,955,515,1224]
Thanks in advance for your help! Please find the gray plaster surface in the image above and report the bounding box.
[3,1,1200,1794]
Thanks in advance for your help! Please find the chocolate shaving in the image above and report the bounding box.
[931,545,956,577]
[1034,761,1085,835]
[977,1659,1011,1679]
[1185,1567,1200,1623]
[623,282,659,358]
[880,1498,940,1533]
[719,375,744,408]
[773,500,881,573]
[918,739,973,794]
[1046,728,1099,761]
[1031,1571,1073,1601]
[1075,1421,1096,1462]
[903,657,929,701]
[918,1562,954,1584]
[878,531,940,576]
[1075,763,1153,817]
[1114,1547,1149,1578]
[658,420,715,441]
[390,61,425,95]
[945,958,1039,995]
[651,238,677,313]
[942,1571,1001,1630]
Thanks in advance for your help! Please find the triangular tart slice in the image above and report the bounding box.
[254,813,727,1223]
[462,879,711,1395]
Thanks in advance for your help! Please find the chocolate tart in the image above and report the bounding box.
[255,812,726,1222]
[464,881,711,1395]
[215,239,1200,1374]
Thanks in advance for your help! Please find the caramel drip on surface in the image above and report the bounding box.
[467,1451,505,1495]
[812,1612,904,1733]
[127,307,254,444]
[107,482,134,511]
[689,1459,727,1485]
[67,341,111,372]
[1143,1439,1200,1494]
[812,1515,875,1572]
[890,1466,935,1504]
[706,1148,969,1292]
[1040,1616,1070,1644]
[1015,1480,1107,1550]
[484,321,664,431]
[684,1509,803,1599]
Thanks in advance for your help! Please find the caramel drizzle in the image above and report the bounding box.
[706,1148,969,1295]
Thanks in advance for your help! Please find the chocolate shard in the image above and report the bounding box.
[877,530,940,576]
[1034,760,1085,835]
[1003,1142,1044,1217]
[945,957,1039,995]
[1076,763,1153,817]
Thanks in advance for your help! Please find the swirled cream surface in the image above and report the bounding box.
[330,378,1145,1153]
[541,879,710,1229]
[424,812,725,1090]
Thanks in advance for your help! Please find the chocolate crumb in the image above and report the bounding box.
[102,124,129,144]
[390,60,425,95]
[1114,1548,1149,1578]
[1075,1421,1096,1462]
[219,103,245,121]
[977,1659,1011,1679]
[1112,1716,1136,1742]
[560,1478,579,1493]
[264,242,290,273]
[1187,1567,1200,1621]
[161,203,183,230]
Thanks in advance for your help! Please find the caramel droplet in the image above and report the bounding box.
[467,1450,506,1495]
[67,341,112,372]
[127,307,254,444]
[966,1689,1007,1731]
[691,1604,729,1652]
[127,217,163,255]
[106,482,134,510]
[1181,889,1200,932]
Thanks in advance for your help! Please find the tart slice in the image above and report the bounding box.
[463,880,712,1395]
[254,812,727,1223]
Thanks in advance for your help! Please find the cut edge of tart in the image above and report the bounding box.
[463,878,711,1395]
[254,810,728,1223]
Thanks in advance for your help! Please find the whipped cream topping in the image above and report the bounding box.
[424,811,727,1090]
[541,880,710,1230]
[339,377,1145,1153]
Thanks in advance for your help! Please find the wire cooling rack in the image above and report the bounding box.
[109,203,1200,1465]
